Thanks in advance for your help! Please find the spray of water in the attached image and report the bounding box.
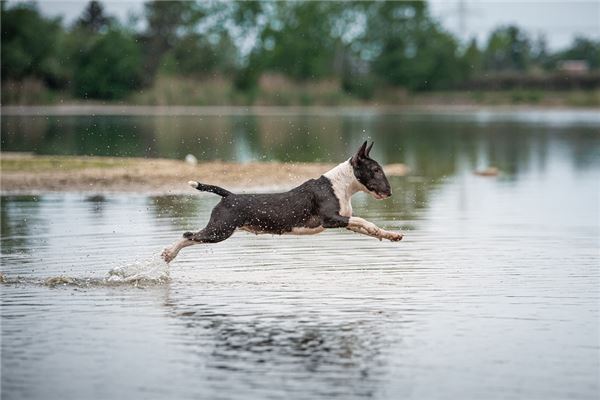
[106,253,170,284]
[0,253,170,288]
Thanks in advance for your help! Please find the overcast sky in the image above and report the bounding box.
[14,0,600,51]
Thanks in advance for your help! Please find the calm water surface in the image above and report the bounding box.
[1,110,599,399]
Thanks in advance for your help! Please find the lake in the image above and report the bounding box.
[1,109,599,400]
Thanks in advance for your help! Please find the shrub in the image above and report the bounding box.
[73,29,143,100]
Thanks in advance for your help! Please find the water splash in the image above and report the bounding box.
[107,253,170,284]
[0,254,170,288]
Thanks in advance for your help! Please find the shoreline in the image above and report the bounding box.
[0,153,409,195]
[2,104,599,116]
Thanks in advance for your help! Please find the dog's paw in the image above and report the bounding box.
[161,248,175,263]
[387,232,403,242]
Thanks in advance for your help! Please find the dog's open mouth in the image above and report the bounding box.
[372,192,390,200]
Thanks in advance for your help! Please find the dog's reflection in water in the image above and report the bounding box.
[168,303,391,396]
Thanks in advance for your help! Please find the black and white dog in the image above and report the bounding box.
[161,141,403,263]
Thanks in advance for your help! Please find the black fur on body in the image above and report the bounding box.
[183,175,345,242]
[162,141,402,263]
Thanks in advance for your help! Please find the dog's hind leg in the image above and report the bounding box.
[161,202,240,263]
[161,220,237,263]
[182,221,236,244]
[161,238,196,263]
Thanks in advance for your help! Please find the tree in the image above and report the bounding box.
[559,37,600,70]
[484,25,532,72]
[531,35,551,70]
[1,3,66,86]
[258,2,342,81]
[227,1,269,90]
[75,1,112,33]
[73,29,143,99]
[161,32,237,77]
[141,1,206,79]
[366,1,462,90]
[460,38,483,79]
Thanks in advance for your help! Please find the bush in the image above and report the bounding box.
[342,74,376,100]
[73,29,143,100]
[1,3,67,87]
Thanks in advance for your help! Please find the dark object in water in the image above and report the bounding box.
[475,167,500,177]
[85,195,107,202]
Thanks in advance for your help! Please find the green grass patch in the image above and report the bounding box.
[1,155,133,172]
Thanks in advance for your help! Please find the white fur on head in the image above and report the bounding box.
[188,181,198,188]
[323,159,367,217]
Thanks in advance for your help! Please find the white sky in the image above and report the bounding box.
[11,0,600,51]
[429,0,600,49]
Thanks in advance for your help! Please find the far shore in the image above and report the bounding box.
[0,153,409,195]
[2,103,599,117]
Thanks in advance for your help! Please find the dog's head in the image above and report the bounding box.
[350,141,392,199]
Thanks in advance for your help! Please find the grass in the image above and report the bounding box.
[411,89,600,107]
[0,153,363,193]
[3,75,599,107]
[129,74,360,106]
[0,155,134,172]
[130,75,237,106]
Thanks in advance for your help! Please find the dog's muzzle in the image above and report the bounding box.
[372,190,391,200]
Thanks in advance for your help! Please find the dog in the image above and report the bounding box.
[161,141,403,263]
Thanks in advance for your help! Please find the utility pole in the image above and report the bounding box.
[442,0,481,43]
[457,0,467,37]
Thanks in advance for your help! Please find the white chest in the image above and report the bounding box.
[338,197,353,217]
[323,159,362,218]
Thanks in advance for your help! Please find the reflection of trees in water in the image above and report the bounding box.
[165,299,388,396]
[231,116,260,162]
[369,116,598,180]
[153,115,230,160]
[561,129,600,170]
[148,195,218,230]
[2,113,598,226]
[62,115,147,157]
[256,114,345,161]
[1,116,48,153]
[0,115,153,157]
[3,114,598,175]
[352,176,434,229]
[0,196,45,254]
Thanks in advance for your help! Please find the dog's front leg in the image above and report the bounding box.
[347,217,403,242]
[161,238,195,263]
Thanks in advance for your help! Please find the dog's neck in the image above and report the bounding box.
[323,159,367,200]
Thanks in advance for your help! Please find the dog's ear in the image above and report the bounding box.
[351,141,368,165]
[366,141,374,157]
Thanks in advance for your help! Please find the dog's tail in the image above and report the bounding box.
[188,181,233,197]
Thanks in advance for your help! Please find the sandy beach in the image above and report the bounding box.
[0,152,409,195]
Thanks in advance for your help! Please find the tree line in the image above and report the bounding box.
[2,0,599,101]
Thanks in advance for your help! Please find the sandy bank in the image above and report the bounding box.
[0,153,409,195]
